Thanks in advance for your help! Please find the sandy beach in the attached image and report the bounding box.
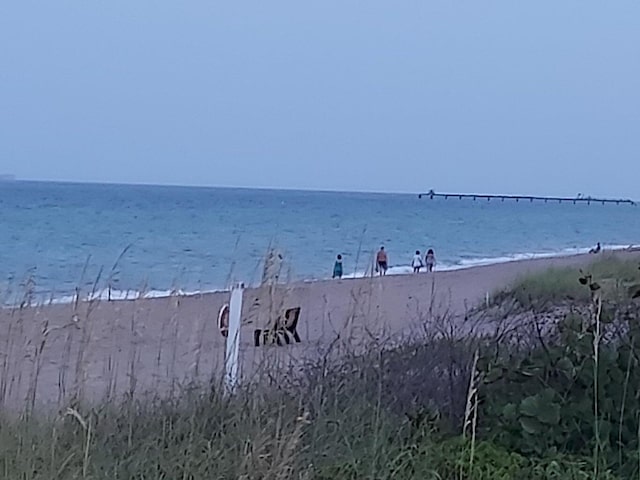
[1,250,638,411]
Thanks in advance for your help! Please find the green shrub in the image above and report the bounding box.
[479,295,640,476]
[524,454,619,480]
[427,437,526,479]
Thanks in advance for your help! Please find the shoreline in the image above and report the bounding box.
[7,243,638,308]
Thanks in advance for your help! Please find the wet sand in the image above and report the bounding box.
[1,251,637,411]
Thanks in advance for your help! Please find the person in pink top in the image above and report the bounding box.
[425,248,436,272]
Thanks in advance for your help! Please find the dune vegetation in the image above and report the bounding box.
[1,257,640,479]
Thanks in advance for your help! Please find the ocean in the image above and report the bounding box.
[1,181,638,304]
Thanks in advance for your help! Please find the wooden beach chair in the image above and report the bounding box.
[253,307,302,347]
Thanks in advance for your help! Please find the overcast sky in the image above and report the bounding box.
[1,1,638,197]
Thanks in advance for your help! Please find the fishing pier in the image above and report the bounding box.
[418,190,636,206]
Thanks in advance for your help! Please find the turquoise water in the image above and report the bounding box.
[1,181,638,302]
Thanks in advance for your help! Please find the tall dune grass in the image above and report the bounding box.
[492,254,640,310]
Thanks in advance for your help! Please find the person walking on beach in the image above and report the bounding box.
[376,246,388,276]
[425,248,436,272]
[412,250,424,273]
[332,254,343,279]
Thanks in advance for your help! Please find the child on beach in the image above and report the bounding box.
[412,250,424,273]
[333,254,343,279]
[425,248,436,272]
[376,247,388,276]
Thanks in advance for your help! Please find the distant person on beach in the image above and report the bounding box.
[332,254,343,279]
[589,242,601,254]
[412,250,424,273]
[376,247,388,276]
[425,249,436,272]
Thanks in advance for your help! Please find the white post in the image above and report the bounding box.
[225,282,244,394]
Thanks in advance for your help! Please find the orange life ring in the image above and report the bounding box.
[218,304,229,337]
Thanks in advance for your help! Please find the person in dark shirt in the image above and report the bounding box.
[333,254,343,279]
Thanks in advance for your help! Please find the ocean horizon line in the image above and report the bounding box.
[7,178,637,202]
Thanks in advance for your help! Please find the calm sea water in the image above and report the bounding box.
[1,181,638,303]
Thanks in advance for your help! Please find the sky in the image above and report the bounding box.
[1,1,638,198]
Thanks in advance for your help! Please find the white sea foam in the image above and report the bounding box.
[440,244,633,271]
[13,287,226,307]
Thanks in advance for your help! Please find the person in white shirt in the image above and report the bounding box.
[412,250,424,273]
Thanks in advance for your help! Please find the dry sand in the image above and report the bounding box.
[1,250,638,411]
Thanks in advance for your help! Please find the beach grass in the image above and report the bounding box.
[0,341,619,479]
[492,254,640,310]
[0,336,470,479]
[0,341,626,479]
